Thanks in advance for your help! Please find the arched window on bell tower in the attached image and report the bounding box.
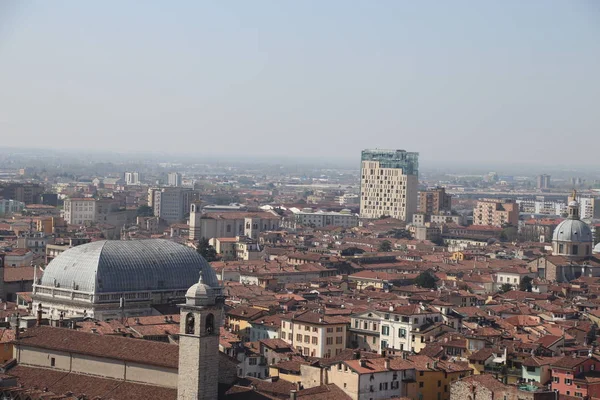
[205,313,215,334]
[185,313,195,335]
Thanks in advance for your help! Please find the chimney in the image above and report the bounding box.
[354,351,361,360]
[36,303,43,326]
[359,359,367,368]
[15,314,20,340]
[290,390,297,400]
[384,358,390,370]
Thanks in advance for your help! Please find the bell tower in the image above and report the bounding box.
[189,201,202,241]
[177,273,224,400]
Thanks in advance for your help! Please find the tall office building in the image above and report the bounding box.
[419,187,452,215]
[151,187,200,224]
[359,149,419,221]
[125,172,142,185]
[537,174,551,189]
[168,172,183,187]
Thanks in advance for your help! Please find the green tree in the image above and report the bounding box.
[378,240,392,252]
[341,247,365,256]
[499,283,513,293]
[136,205,154,217]
[500,226,518,242]
[197,237,218,262]
[415,272,436,289]
[519,276,533,292]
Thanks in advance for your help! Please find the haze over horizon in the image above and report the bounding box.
[1,1,598,165]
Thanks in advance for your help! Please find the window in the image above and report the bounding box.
[419,382,424,388]
[304,335,310,343]
[205,313,214,334]
[438,380,441,387]
[373,337,376,344]
[305,325,310,331]
[312,337,318,345]
[575,393,583,397]
[379,382,388,390]
[50,357,56,367]
[382,326,390,335]
[249,358,257,365]
[296,334,302,341]
[327,328,334,333]
[420,371,424,376]
[336,327,343,332]
[326,337,333,345]
[565,378,572,385]
[336,336,343,344]
[288,333,293,340]
[185,313,195,335]
[399,328,406,338]
[526,366,536,372]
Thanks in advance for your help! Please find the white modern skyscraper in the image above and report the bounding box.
[125,172,142,185]
[168,172,183,187]
[359,149,419,222]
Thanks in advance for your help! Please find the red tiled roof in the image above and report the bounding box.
[15,326,178,368]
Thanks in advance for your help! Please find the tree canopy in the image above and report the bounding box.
[499,283,513,293]
[197,237,218,262]
[136,205,154,217]
[519,276,533,292]
[415,272,436,289]
[378,240,393,252]
[341,247,365,257]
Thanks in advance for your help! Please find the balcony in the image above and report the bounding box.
[484,365,521,377]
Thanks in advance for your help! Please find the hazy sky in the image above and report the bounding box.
[1,1,598,165]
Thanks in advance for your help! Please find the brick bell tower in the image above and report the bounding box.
[177,272,224,400]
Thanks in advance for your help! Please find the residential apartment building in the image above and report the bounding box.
[16,233,54,256]
[419,187,451,215]
[473,199,519,227]
[571,195,600,220]
[189,205,281,241]
[0,182,44,204]
[151,187,200,224]
[359,149,419,222]
[124,171,142,185]
[63,198,96,225]
[537,174,551,189]
[0,199,25,215]
[351,305,442,354]
[327,357,416,400]
[280,311,348,358]
[168,172,182,187]
[209,236,263,261]
[290,208,359,229]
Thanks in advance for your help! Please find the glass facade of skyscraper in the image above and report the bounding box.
[360,149,419,176]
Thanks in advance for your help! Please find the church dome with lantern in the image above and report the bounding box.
[552,191,594,259]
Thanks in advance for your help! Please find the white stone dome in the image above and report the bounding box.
[553,219,593,243]
[594,242,600,254]
[185,273,221,306]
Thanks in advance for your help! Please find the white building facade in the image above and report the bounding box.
[63,198,96,225]
[359,149,419,222]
